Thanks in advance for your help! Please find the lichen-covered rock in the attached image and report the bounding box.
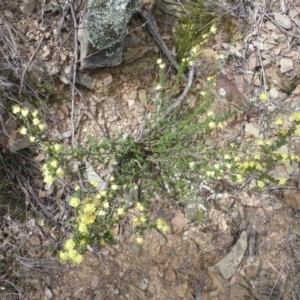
[86,0,139,52]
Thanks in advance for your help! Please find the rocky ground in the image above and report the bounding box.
[2,0,300,299]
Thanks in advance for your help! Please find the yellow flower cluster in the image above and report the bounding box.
[156,218,170,234]
[41,159,64,184]
[292,111,300,123]
[156,58,166,69]
[259,92,269,102]
[58,239,83,264]
[12,106,46,141]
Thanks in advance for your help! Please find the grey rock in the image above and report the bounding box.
[75,72,95,89]
[280,58,293,73]
[78,0,139,70]
[273,12,292,29]
[128,244,141,256]
[215,231,248,279]
[139,277,149,290]
[44,287,53,299]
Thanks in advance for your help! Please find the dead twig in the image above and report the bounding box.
[267,259,287,300]
[135,64,195,142]
[19,35,45,95]
[139,8,188,82]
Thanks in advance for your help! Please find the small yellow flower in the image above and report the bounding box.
[83,203,96,213]
[292,111,300,122]
[98,210,106,216]
[159,63,166,69]
[90,180,98,188]
[53,143,61,152]
[257,139,264,146]
[100,239,106,246]
[156,84,162,90]
[218,54,225,60]
[226,163,232,169]
[132,218,139,224]
[69,197,80,208]
[64,239,75,251]
[224,154,231,160]
[209,121,216,129]
[278,178,287,185]
[56,167,64,177]
[78,223,88,234]
[200,91,206,96]
[21,108,29,117]
[50,160,58,168]
[265,140,273,146]
[136,202,144,212]
[38,123,45,131]
[256,163,263,171]
[217,122,224,128]
[206,170,215,177]
[12,105,21,114]
[156,58,163,64]
[189,162,195,169]
[295,127,300,135]
[111,184,118,191]
[259,92,269,102]
[44,175,54,184]
[254,153,260,160]
[210,24,217,34]
[19,127,27,135]
[103,201,109,208]
[31,110,38,117]
[117,207,125,215]
[110,176,114,181]
[73,253,83,264]
[32,118,40,125]
[29,136,35,142]
[161,225,170,233]
[207,111,214,117]
[281,153,289,162]
[136,237,144,245]
[236,174,244,183]
[257,180,265,188]
[74,185,80,191]
[140,216,147,223]
[214,164,220,169]
[59,251,69,261]
[99,190,107,197]
[274,119,283,126]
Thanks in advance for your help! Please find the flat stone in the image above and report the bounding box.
[245,123,260,137]
[269,87,279,99]
[75,73,95,89]
[101,73,113,86]
[280,58,293,73]
[283,190,300,209]
[139,277,149,291]
[44,287,53,299]
[91,276,99,289]
[215,231,248,279]
[273,12,292,29]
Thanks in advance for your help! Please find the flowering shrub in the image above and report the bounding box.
[9,11,300,266]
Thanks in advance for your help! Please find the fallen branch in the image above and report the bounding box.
[139,8,188,82]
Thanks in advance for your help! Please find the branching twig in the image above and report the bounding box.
[135,64,195,142]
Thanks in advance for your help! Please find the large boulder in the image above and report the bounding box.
[78,0,139,70]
